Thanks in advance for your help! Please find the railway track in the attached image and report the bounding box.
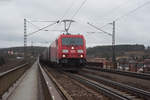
[85,66,150,80]
[0,63,29,99]
[0,60,26,73]
[39,63,73,100]
[78,71,150,100]
[39,63,105,100]
[64,72,147,100]
[39,62,150,100]
[81,68,150,92]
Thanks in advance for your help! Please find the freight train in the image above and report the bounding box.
[40,34,86,71]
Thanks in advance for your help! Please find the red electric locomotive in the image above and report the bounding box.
[50,34,86,68]
[40,33,86,71]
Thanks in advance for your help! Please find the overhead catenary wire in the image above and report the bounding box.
[87,22,112,36]
[27,20,58,22]
[79,0,130,29]
[58,0,88,33]
[99,23,111,29]
[71,0,88,19]
[87,0,150,31]
[26,20,41,29]
[27,21,59,36]
[94,0,131,22]
[51,1,76,33]
[86,0,150,52]
[84,0,130,31]
[27,20,57,31]
[115,0,150,21]
[48,0,87,33]
[60,0,76,21]
[49,1,76,33]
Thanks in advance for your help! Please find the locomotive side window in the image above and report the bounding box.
[62,38,83,46]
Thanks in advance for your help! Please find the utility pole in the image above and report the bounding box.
[87,22,117,69]
[23,19,58,59]
[112,21,117,69]
[24,19,27,59]
[31,41,34,56]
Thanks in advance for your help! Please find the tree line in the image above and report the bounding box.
[87,44,148,59]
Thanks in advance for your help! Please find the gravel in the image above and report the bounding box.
[81,68,150,92]
[47,68,107,100]
[0,59,24,73]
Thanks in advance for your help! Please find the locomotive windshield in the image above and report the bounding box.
[62,37,83,46]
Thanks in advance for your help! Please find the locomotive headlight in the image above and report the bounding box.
[71,46,74,49]
[80,54,83,58]
[77,50,83,53]
[62,49,68,53]
[62,54,66,58]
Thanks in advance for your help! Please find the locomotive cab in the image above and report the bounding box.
[59,34,86,66]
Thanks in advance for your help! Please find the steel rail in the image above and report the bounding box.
[0,63,28,77]
[0,63,29,99]
[80,72,150,100]
[85,66,150,80]
[38,62,73,100]
[64,72,131,100]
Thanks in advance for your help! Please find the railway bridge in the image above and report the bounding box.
[0,58,150,100]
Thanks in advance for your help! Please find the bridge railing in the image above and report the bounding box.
[0,63,29,99]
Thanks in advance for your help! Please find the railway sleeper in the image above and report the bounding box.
[79,72,150,100]
[65,73,134,100]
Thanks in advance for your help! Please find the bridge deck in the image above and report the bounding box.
[8,62,39,100]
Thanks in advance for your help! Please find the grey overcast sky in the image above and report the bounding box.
[0,0,150,48]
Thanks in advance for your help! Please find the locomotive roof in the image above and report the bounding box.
[59,34,84,38]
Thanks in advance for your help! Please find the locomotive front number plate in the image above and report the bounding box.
[70,50,76,53]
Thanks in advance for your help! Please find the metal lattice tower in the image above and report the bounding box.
[24,19,27,59]
[112,21,117,68]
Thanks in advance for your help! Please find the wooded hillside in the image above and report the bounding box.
[87,44,146,58]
